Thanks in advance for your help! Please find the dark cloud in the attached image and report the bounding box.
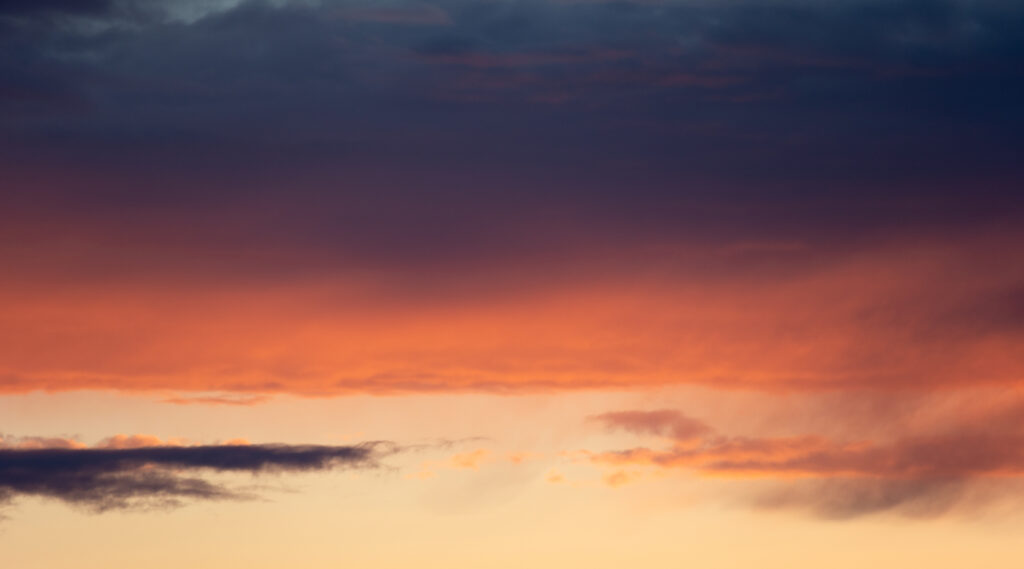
[3,0,1022,186]
[0,442,396,512]
[0,0,115,16]
[3,0,1021,277]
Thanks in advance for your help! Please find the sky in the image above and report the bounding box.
[1,0,1023,566]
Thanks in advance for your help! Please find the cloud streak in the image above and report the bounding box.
[2,228,1022,396]
[0,438,396,512]
[586,404,1024,518]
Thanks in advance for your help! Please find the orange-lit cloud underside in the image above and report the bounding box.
[581,406,1024,518]
[1,230,1021,396]
[586,407,1024,480]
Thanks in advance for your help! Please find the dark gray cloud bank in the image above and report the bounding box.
[0,442,396,512]
[1,0,1021,292]
[3,0,1022,193]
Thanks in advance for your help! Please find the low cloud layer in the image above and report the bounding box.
[0,229,1021,397]
[0,436,396,512]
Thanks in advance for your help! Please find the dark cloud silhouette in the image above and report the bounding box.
[2,0,1022,187]
[0,442,396,512]
[0,0,114,16]
[3,0,1021,254]
[1,0,1020,274]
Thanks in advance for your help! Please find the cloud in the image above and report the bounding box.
[332,2,452,26]
[3,0,1023,184]
[584,402,1024,517]
[0,228,1021,397]
[0,437,397,512]
[449,449,490,470]
[0,0,1020,399]
[409,447,541,479]
[590,410,711,442]
[602,469,642,488]
[0,0,114,17]
[95,434,188,449]
[161,394,272,406]
[752,478,976,520]
[0,434,87,450]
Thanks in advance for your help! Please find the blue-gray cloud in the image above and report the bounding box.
[1,0,1021,300]
[0,442,396,512]
[3,0,1021,181]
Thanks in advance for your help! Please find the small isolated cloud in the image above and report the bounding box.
[602,470,642,488]
[545,469,565,484]
[409,447,542,479]
[449,449,491,470]
[0,436,397,513]
[590,410,712,442]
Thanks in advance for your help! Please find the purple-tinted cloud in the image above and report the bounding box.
[0,440,397,512]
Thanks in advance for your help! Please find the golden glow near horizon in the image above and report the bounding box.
[4,391,1024,569]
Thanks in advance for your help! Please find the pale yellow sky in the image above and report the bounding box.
[4,390,1024,569]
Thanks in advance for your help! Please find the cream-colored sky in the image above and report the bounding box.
[4,389,1024,569]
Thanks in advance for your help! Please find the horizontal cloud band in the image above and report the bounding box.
[587,407,1024,518]
[0,442,396,512]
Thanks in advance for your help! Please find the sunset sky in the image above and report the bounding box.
[2,0,1023,567]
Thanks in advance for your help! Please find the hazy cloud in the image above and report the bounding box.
[586,402,1024,518]
[590,410,712,442]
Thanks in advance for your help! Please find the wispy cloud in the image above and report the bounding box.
[161,394,272,406]
[584,403,1024,518]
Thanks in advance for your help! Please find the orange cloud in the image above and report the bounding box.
[590,410,711,442]
[161,394,271,406]
[602,470,643,488]
[449,449,491,470]
[587,406,1024,478]
[545,470,566,484]
[583,404,1024,516]
[96,434,186,449]
[0,435,87,450]
[0,229,1021,397]
[0,434,244,451]
[410,448,541,480]
[507,451,543,465]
